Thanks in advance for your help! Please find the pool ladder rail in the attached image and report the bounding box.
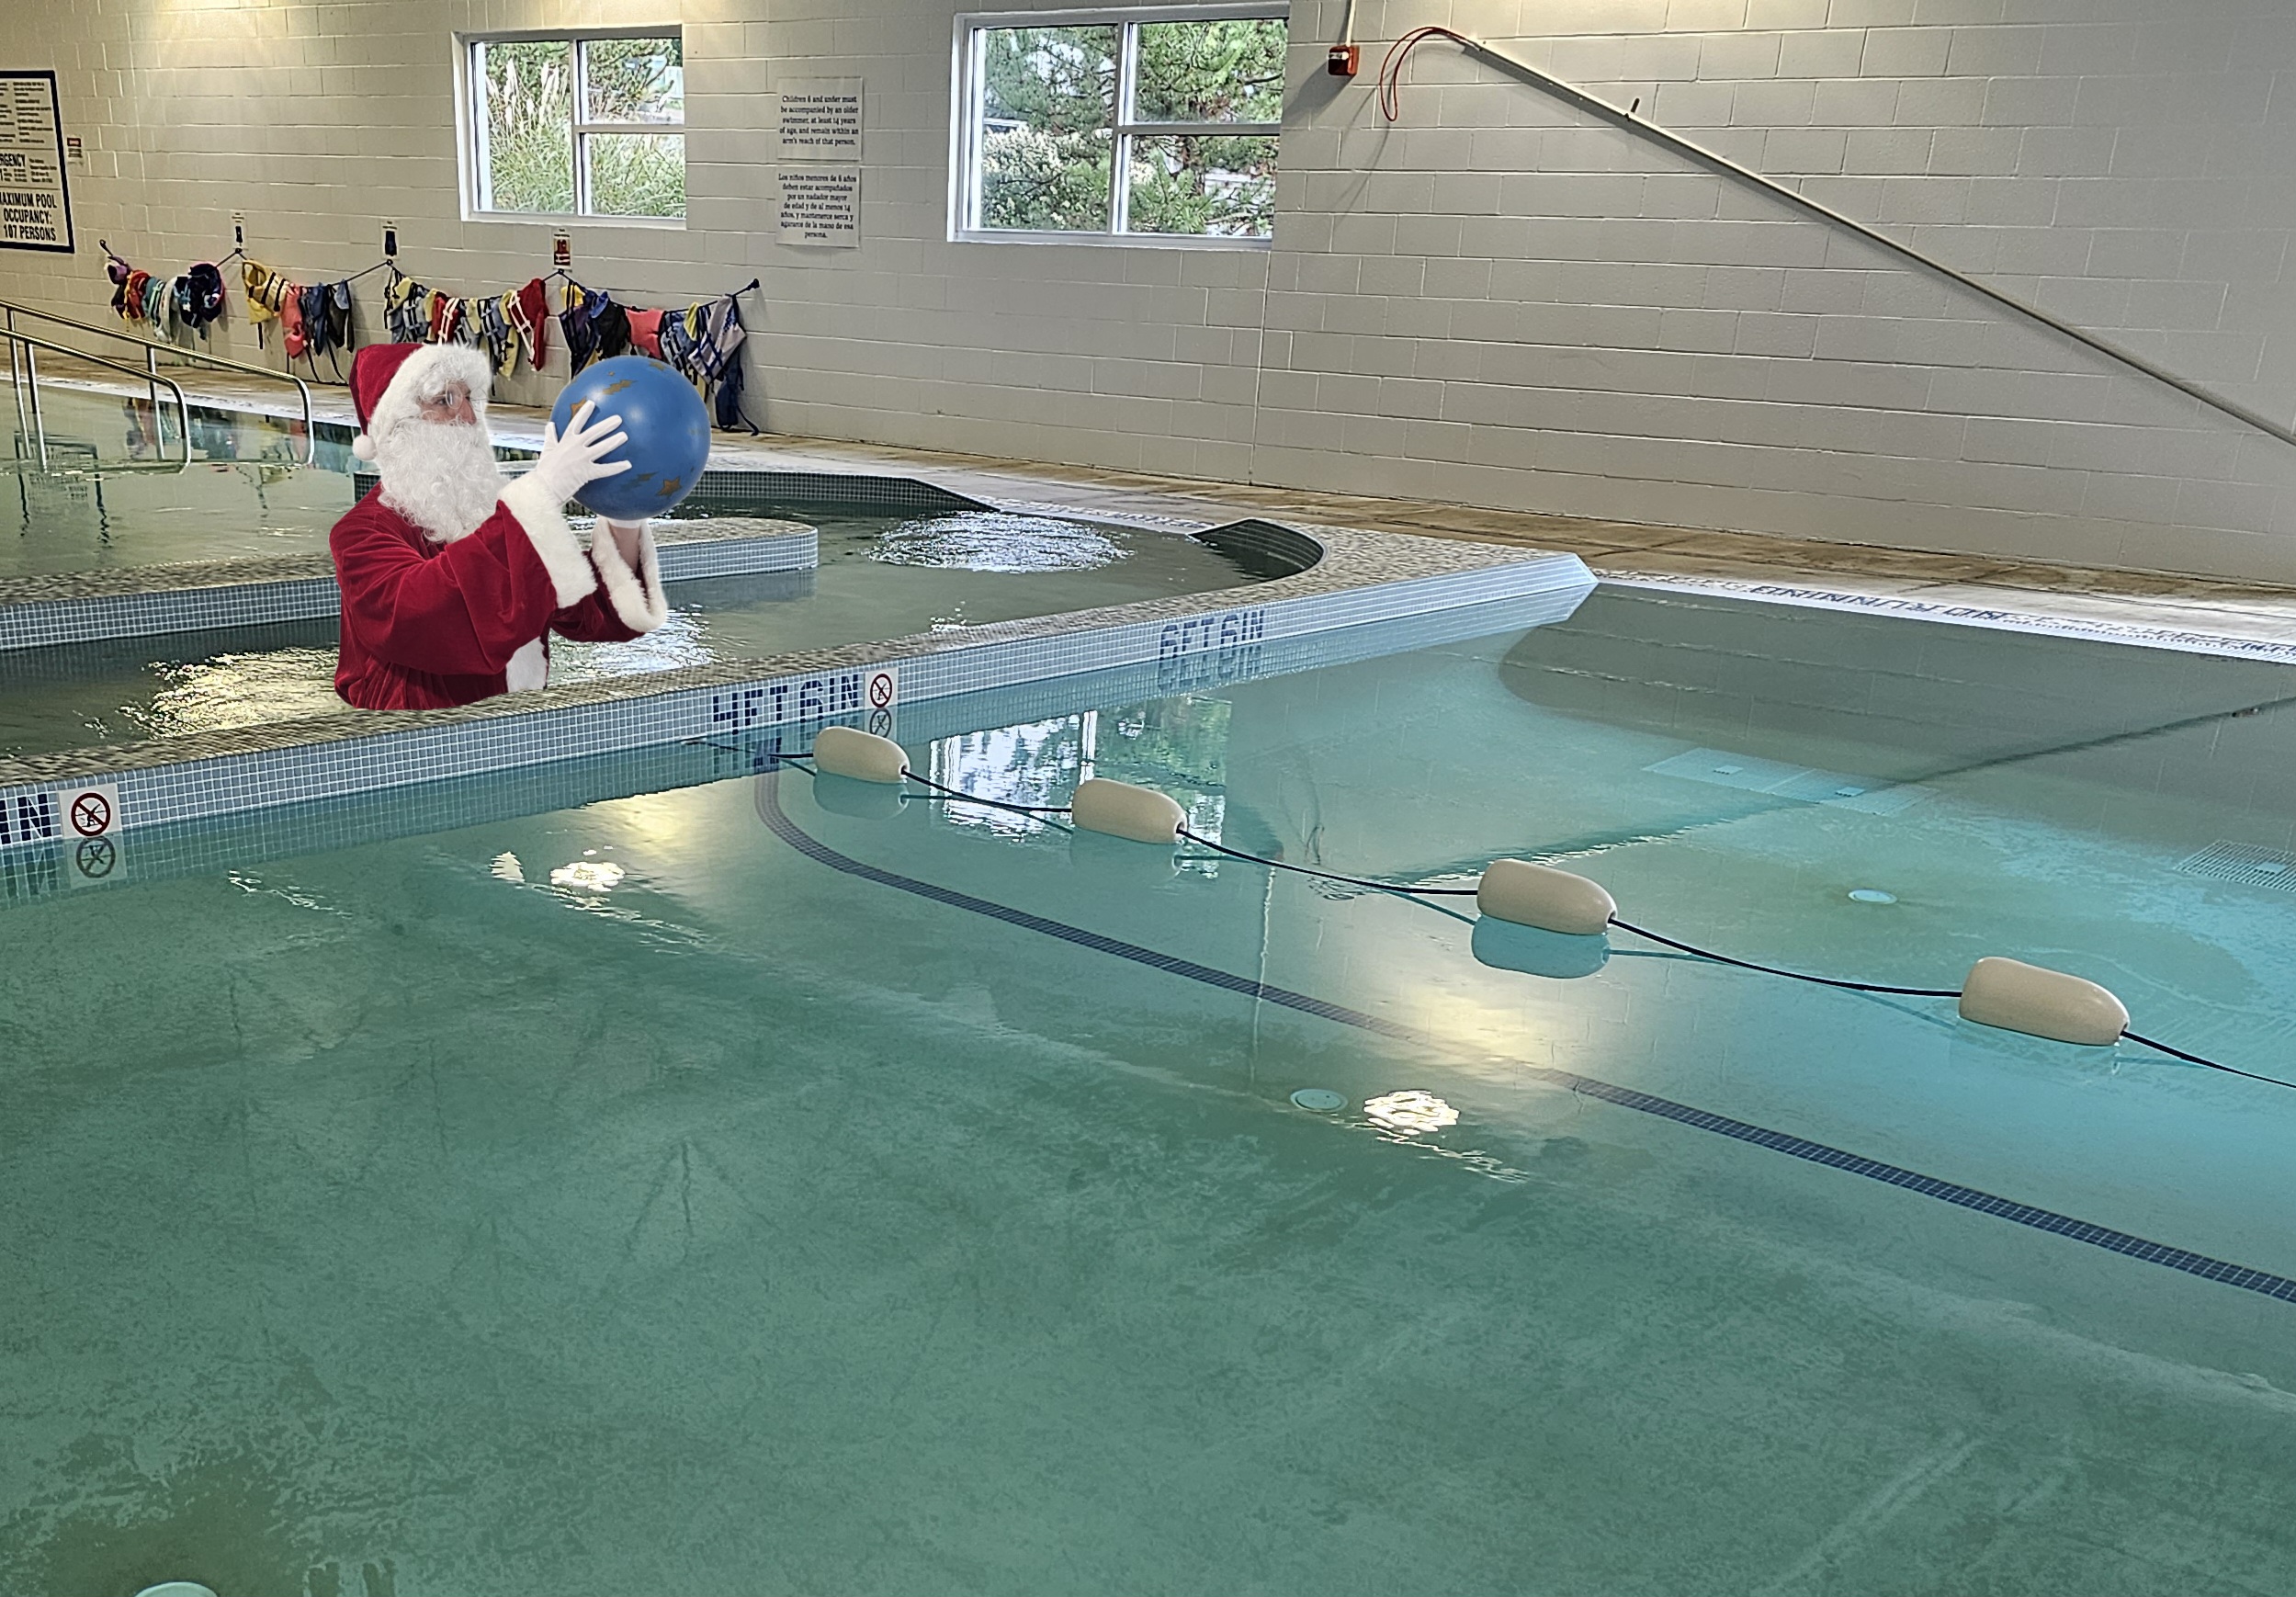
[2,296,319,470]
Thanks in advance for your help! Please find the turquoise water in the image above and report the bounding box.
[6,590,2296,1593]
[0,506,1261,758]
[3,386,356,573]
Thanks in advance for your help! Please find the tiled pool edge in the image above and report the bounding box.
[0,586,1582,902]
[1599,571,2296,665]
[0,527,1592,849]
[0,520,820,651]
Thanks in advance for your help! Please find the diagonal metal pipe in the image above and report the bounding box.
[1434,32,2296,450]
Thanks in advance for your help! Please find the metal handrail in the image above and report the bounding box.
[0,297,318,462]
[1419,33,2296,451]
[6,327,193,470]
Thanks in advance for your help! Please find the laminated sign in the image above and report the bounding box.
[778,168,860,247]
[777,79,863,159]
[0,71,72,253]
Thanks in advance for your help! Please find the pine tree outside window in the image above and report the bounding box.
[954,6,1286,245]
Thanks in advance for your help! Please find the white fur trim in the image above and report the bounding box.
[592,520,669,634]
[365,344,493,442]
[498,475,597,608]
[350,434,376,460]
[505,637,549,692]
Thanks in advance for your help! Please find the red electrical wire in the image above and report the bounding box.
[1377,26,1474,122]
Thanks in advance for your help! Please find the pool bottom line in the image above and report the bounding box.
[754,769,2296,1308]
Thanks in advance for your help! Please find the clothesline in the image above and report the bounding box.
[381,262,759,432]
[97,236,759,329]
[548,266,763,306]
[95,238,762,431]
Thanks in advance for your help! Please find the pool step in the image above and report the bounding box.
[0,517,818,652]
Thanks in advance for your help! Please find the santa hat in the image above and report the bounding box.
[348,342,492,461]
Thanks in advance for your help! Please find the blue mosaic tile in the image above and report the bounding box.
[0,509,1594,851]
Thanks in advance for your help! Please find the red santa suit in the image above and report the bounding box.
[331,343,668,711]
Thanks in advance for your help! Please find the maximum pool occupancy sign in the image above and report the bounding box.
[0,72,72,253]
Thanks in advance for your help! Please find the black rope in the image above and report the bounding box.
[1609,923,2283,1087]
[547,268,760,303]
[1174,827,1478,923]
[692,735,2266,1086]
[2122,1030,2296,1091]
[897,765,1071,815]
[1607,917,1963,997]
[897,766,1076,829]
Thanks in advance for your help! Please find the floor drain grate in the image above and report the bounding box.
[2177,841,2296,889]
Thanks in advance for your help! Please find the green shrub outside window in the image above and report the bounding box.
[473,33,685,221]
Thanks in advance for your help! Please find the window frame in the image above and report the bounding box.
[459,26,688,228]
[949,2,1288,249]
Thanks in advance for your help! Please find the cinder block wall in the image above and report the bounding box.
[4,0,2293,579]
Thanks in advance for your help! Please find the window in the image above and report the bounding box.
[468,31,685,221]
[954,6,1285,244]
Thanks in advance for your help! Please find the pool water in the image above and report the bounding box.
[6,592,2296,1594]
[0,505,1262,757]
[3,386,358,573]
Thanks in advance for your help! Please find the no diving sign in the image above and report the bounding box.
[62,783,120,838]
[865,667,899,738]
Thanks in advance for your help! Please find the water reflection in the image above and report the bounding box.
[549,859,626,891]
[3,391,352,575]
[120,646,345,737]
[1363,1090,1460,1135]
[931,718,1083,837]
[927,695,1233,855]
[552,608,717,682]
[873,510,1127,573]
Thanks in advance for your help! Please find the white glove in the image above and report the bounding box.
[524,400,630,505]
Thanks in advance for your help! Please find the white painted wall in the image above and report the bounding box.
[4,0,2294,579]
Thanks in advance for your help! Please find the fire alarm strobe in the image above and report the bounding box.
[1328,43,1359,76]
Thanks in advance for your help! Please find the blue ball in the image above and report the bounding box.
[549,356,711,521]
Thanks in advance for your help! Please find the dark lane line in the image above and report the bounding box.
[755,770,2296,1308]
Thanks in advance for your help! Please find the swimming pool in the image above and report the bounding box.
[4,386,359,573]
[0,504,1269,758]
[5,587,2294,1593]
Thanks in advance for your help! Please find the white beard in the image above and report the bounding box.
[375,417,504,542]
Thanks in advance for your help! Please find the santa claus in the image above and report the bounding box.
[331,341,669,710]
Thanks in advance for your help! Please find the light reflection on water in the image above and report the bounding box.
[872,510,1128,573]
[101,617,721,742]
[119,646,346,737]
[926,695,1231,855]
[549,859,627,891]
[552,609,717,682]
[1363,1090,1461,1135]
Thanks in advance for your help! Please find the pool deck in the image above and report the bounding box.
[37,358,2296,661]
